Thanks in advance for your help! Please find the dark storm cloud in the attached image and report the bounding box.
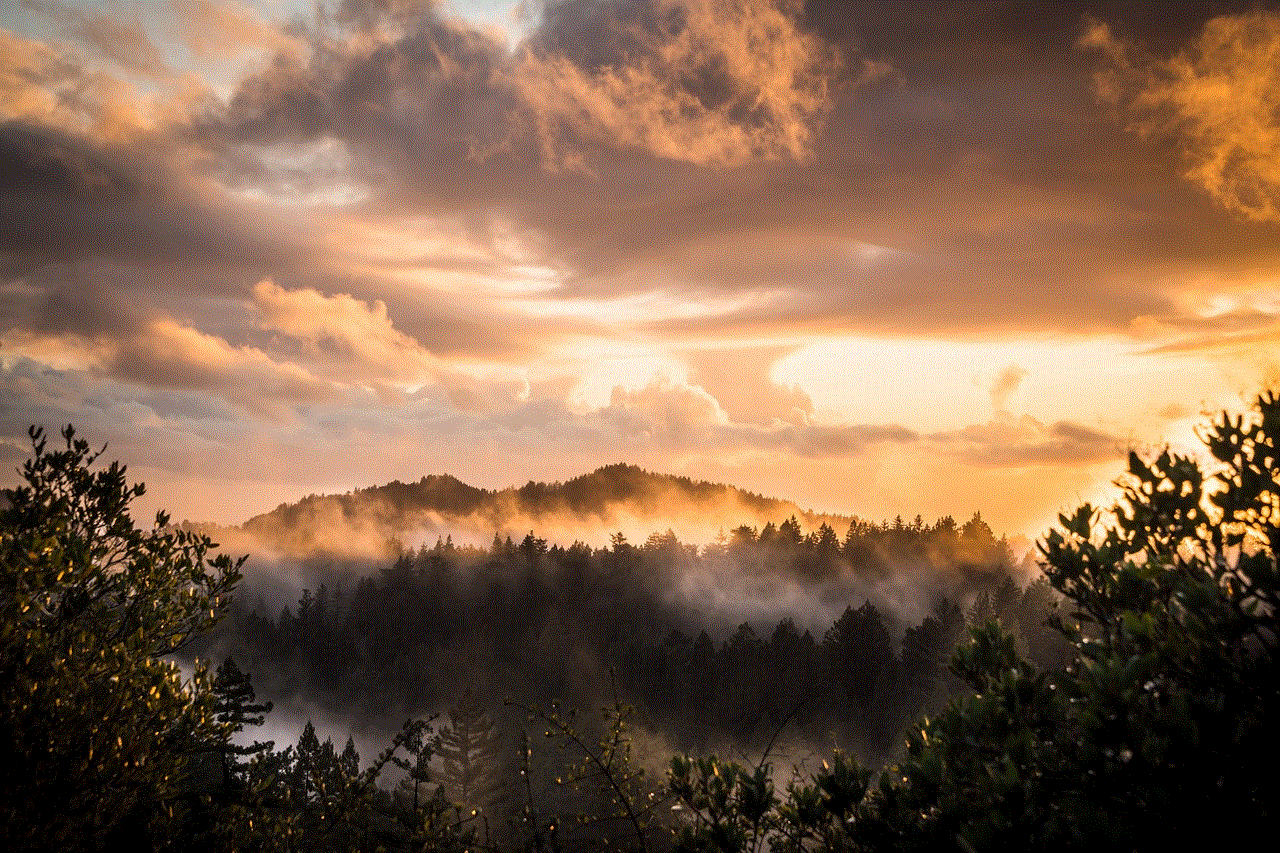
[0,123,529,362]
[202,0,849,204]
[0,356,300,481]
[30,276,140,339]
[0,121,311,271]
[18,0,1275,352]
[0,122,144,200]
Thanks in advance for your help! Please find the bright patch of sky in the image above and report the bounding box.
[232,137,371,208]
[446,0,530,45]
[571,348,692,410]
[771,337,1233,436]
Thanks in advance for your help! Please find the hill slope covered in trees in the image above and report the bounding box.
[230,464,859,558]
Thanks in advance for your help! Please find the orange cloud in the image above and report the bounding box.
[0,28,94,129]
[931,411,1122,469]
[169,0,298,60]
[596,376,916,457]
[111,318,328,411]
[516,0,845,168]
[213,0,850,173]
[1,317,330,417]
[1084,12,1280,222]
[253,279,438,384]
[988,363,1028,413]
[21,0,171,78]
[0,26,177,141]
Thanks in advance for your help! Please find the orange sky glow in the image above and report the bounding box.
[2,1,1279,543]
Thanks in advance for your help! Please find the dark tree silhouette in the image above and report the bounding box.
[0,426,242,852]
[210,654,275,789]
[436,690,506,817]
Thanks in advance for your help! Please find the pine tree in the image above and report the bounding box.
[210,655,274,788]
[394,730,435,815]
[436,690,505,816]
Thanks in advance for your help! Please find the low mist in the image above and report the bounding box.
[189,465,1067,797]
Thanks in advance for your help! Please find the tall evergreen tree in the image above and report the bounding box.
[210,655,274,788]
[436,690,505,816]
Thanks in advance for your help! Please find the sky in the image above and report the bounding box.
[2,0,1279,540]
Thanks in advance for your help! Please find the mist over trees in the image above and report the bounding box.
[3,390,1277,850]
[222,464,868,561]
[195,517,1065,770]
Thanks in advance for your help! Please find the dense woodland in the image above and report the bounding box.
[201,519,1069,767]
[3,391,1279,850]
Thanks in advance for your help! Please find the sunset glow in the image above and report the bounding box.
[3,1,1279,539]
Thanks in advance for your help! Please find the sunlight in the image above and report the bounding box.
[569,347,690,410]
[771,336,1235,436]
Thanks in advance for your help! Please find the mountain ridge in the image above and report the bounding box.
[235,463,861,558]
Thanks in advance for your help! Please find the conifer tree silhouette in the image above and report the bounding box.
[436,690,505,816]
[210,655,274,787]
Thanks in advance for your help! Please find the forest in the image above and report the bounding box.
[3,391,1278,851]
[195,517,1069,769]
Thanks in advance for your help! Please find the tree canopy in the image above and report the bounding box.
[669,390,1280,850]
[0,426,244,850]
[4,388,1278,851]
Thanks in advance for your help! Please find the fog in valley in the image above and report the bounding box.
[185,464,1067,817]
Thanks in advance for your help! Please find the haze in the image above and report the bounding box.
[3,1,1279,538]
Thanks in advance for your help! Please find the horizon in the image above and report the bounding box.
[220,458,1040,564]
[4,1,1280,540]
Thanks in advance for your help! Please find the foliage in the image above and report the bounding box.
[437,689,507,818]
[280,716,475,852]
[0,426,243,851]
[661,390,1280,850]
[858,390,1280,848]
[204,712,473,853]
[669,751,870,853]
[0,426,472,853]
[212,527,1044,768]
[211,654,275,776]
[12,386,1276,851]
[668,755,779,853]
[509,677,667,852]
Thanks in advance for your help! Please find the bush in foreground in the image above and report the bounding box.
[670,391,1279,850]
[0,427,242,850]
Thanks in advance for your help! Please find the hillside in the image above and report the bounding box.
[236,463,857,558]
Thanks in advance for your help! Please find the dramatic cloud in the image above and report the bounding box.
[593,375,917,458]
[212,0,848,179]
[685,345,814,427]
[0,28,100,131]
[3,2,1279,540]
[932,413,1122,469]
[21,0,171,79]
[517,0,846,168]
[170,0,298,61]
[1084,11,1280,222]
[0,121,144,201]
[2,316,331,417]
[253,279,437,383]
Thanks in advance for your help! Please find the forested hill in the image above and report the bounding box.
[235,463,856,557]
